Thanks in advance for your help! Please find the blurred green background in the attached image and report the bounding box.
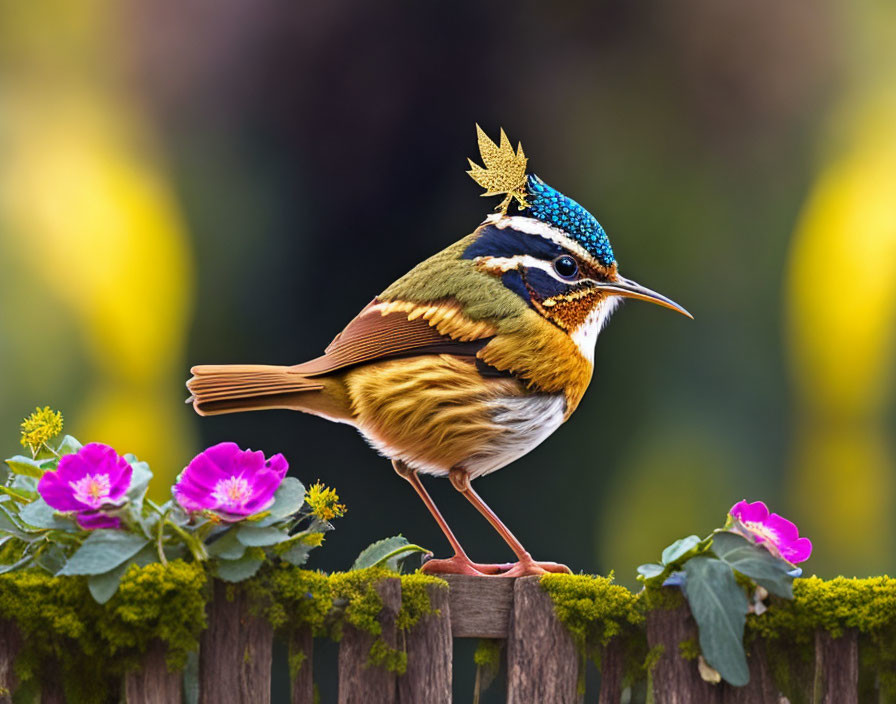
[2,0,895,591]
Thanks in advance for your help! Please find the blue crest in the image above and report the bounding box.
[526,175,615,266]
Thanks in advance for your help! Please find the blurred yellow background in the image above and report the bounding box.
[1,0,894,586]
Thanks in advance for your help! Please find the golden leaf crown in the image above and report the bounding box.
[466,125,530,215]
[466,125,617,266]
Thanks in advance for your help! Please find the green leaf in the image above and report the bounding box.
[351,535,429,571]
[280,542,313,567]
[183,649,199,704]
[35,544,67,575]
[0,554,34,574]
[206,528,247,560]
[4,456,51,479]
[268,477,305,520]
[87,544,156,603]
[712,531,794,599]
[58,530,150,576]
[56,435,83,456]
[683,557,750,687]
[637,563,665,580]
[0,486,36,503]
[19,499,74,530]
[662,535,701,565]
[215,553,263,582]
[236,525,290,547]
[126,460,153,505]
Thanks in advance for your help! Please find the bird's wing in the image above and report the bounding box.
[291,299,498,377]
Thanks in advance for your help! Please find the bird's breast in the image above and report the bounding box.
[343,354,567,477]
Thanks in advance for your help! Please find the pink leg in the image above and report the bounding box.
[392,461,502,576]
[449,468,572,577]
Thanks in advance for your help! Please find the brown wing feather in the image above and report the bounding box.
[292,299,493,377]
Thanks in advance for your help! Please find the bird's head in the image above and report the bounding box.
[465,128,690,355]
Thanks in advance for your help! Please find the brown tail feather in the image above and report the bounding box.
[187,364,326,416]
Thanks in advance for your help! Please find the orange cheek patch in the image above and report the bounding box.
[540,290,604,331]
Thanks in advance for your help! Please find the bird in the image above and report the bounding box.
[186,126,691,577]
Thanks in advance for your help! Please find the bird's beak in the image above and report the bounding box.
[593,275,693,319]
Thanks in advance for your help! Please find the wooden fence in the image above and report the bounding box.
[0,575,865,703]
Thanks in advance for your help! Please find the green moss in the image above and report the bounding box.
[288,649,307,680]
[642,584,685,612]
[540,573,648,690]
[644,644,665,673]
[750,576,896,640]
[678,638,700,661]
[0,560,207,703]
[747,576,896,700]
[396,572,446,631]
[474,638,501,668]
[244,563,332,635]
[368,639,408,674]
[540,573,643,650]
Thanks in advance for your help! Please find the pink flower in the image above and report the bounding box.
[174,442,288,519]
[729,500,812,564]
[38,443,133,530]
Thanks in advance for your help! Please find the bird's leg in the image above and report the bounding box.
[449,468,572,577]
[392,460,502,576]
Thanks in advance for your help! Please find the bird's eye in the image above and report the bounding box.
[553,255,579,279]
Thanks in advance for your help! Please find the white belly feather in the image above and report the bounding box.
[460,393,567,479]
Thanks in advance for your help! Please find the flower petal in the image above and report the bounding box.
[782,537,812,564]
[38,471,89,511]
[764,513,799,543]
[730,500,769,524]
[76,511,122,530]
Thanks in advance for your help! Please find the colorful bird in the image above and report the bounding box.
[187,126,691,576]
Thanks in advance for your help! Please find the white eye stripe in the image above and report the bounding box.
[474,254,585,285]
[484,214,598,266]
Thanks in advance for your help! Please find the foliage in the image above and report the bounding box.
[0,408,343,602]
[0,560,207,701]
[636,502,807,687]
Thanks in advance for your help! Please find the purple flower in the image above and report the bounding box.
[174,442,288,519]
[37,442,132,530]
[729,500,812,564]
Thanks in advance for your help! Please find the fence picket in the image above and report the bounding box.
[125,641,182,704]
[199,580,273,703]
[399,582,451,704]
[290,626,314,704]
[337,577,401,704]
[646,603,721,704]
[814,628,858,704]
[0,621,20,704]
[506,576,581,704]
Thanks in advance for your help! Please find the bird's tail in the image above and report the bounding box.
[187,364,326,416]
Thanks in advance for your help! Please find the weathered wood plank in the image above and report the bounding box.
[0,620,20,704]
[814,628,858,704]
[290,627,314,704]
[646,603,721,704]
[720,638,777,703]
[200,580,273,704]
[338,578,400,704]
[441,575,514,638]
[506,576,581,704]
[598,639,624,704]
[399,582,451,704]
[125,640,182,704]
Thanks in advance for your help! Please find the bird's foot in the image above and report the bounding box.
[495,558,573,577]
[421,555,506,576]
[421,554,572,577]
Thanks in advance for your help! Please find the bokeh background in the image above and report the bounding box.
[1,0,895,696]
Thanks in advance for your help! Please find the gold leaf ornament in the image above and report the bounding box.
[467,125,530,214]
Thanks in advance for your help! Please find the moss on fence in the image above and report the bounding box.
[748,576,896,699]
[0,560,208,703]
[5,564,896,700]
